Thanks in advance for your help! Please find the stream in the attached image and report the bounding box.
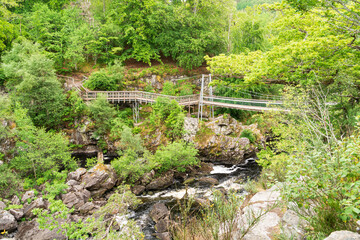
[132,158,261,239]
[72,153,261,239]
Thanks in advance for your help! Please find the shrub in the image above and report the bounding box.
[0,164,21,198]
[84,70,118,91]
[240,129,256,143]
[149,97,186,140]
[84,60,124,91]
[111,150,154,183]
[282,135,360,237]
[152,140,199,173]
[11,128,76,180]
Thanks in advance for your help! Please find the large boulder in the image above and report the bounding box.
[183,115,260,165]
[324,231,360,240]
[67,168,87,182]
[81,163,117,197]
[21,191,35,203]
[23,198,45,218]
[0,210,18,232]
[15,219,66,240]
[146,172,174,190]
[149,203,170,223]
[61,187,90,209]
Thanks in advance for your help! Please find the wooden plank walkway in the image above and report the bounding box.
[81,90,286,112]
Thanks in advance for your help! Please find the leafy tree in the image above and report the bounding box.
[150,97,186,140]
[11,128,76,180]
[152,140,199,173]
[84,60,124,91]
[88,94,116,139]
[2,40,66,128]
[162,81,176,96]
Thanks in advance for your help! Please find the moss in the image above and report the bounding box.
[194,122,214,146]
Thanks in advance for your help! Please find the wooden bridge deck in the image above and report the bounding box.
[81,91,285,112]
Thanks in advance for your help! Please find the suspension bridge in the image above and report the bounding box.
[77,74,286,122]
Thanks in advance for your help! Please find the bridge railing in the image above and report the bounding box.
[203,96,283,108]
[82,91,200,105]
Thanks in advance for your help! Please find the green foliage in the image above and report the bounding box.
[149,97,186,140]
[111,150,154,183]
[115,126,144,156]
[34,185,143,239]
[2,40,66,128]
[63,90,87,125]
[88,94,116,139]
[84,70,118,91]
[236,0,279,10]
[11,127,76,180]
[0,164,21,198]
[162,81,176,96]
[84,60,124,91]
[85,157,98,169]
[152,140,198,173]
[240,129,256,143]
[283,134,360,236]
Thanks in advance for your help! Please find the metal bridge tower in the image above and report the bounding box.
[198,75,205,121]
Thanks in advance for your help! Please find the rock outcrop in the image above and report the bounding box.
[324,231,360,240]
[149,203,171,239]
[62,163,117,213]
[184,115,262,164]
[0,210,18,232]
[16,219,66,240]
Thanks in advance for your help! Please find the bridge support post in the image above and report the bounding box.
[198,75,204,121]
[133,101,139,123]
[209,74,214,119]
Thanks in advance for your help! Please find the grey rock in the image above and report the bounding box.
[198,177,219,186]
[0,210,18,232]
[80,164,117,196]
[23,198,45,218]
[182,115,259,165]
[78,202,98,214]
[0,201,6,210]
[21,191,35,203]
[154,232,171,240]
[67,168,87,181]
[131,185,145,196]
[15,219,66,240]
[11,196,20,206]
[62,189,90,209]
[281,210,306,240]
[149,203,170,223]
[155,219,169,233]
[324,231,360,240]
[146,172,174,190]
[66,180,79,187]
[9,209,24,220]
[140,170,155,185]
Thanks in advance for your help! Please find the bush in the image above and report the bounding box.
[84,60,124,91]
[84,70,118,91]
[111,150,154,183]
[282,135,360,237]
[152,140,199,173]
[11,128,76,180]
[0,164,21,198]
[150,97,186,140]
[240,129,256,143]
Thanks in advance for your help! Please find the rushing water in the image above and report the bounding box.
[72,153,261,239]
[133,158,261,240]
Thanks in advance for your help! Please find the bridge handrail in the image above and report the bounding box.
[203,96,283,104]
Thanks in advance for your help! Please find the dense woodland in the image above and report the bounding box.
[1,0,360,239]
